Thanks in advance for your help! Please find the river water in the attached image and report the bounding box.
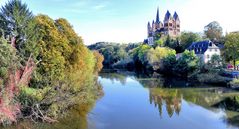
[87,72,239,129]
[6,71,239,129]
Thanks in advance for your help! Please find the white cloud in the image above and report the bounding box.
[93,4,106,10]
[179,0,239,33]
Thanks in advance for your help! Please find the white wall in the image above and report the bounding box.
[203,48,221,63]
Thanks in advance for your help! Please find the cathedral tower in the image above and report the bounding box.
[148,22,152,37]
[173,12,180,36]
[146,9,181,45]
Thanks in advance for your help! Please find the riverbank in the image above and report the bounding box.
[4,71,239,129]
[0,0,105,125]
[89,42,236,87]
[102,68,234,88]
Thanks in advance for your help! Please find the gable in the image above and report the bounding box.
[187,40,220,54]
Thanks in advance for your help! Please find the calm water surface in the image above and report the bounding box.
[7,72,239,129]
[87,72,239,129]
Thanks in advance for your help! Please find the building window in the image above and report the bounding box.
[207,55,210,58]
[209,49,212,52]
[215,49,218,52]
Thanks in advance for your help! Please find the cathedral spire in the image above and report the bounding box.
[148,21,151,29]
[173,11,179,21]
[164,10,171,22]
[156,7,160,23]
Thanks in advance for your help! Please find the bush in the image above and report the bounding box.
[162,50,199,77]
[196,72,230,85]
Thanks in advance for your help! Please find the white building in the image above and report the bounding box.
[187,40,221,63]
[147,37,154,46]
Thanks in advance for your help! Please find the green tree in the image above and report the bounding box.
[209,54,223,68]
[204,21,223,42]
[224,33,239,70]
[155,39,164,47]
[180,31,202,52]
[146,47,176,71]
[176,50,199,76]
[0,0,39,60]
[115,46,127,60]
[164,35,178,50]
[131,44,151,64]
[165,35,171,47]
[0,37,19,84]
[162,54,177,74]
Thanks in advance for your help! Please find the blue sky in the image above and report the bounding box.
[0,0,239,45]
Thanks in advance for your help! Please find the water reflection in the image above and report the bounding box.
[7,71,239,129]
[99,71,239,129]
[4,103,94,129]
[149,88,182,117]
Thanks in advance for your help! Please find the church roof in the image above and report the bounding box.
[187,40,219,54]
[156,8,160,23]
[173,12,179,21]
[164,10,171,21]
[148,22,151,27]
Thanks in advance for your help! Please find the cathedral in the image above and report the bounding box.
[146,8,180,45]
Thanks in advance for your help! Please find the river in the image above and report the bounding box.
[5,71,239,129]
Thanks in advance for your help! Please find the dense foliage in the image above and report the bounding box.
[179,31,202,52]
[88,42,140,68]
[146,47,176,71]
[224,33,239,70]
[0,0,38,61]
[0,0,103,125]
[161,50,199,77]
[204,21,223,42]
[90,41,200,77]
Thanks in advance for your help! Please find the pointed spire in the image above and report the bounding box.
[173,11,179,21]
[156,7,160,23]
[148,21,151,28]
[152,20,155,30]
[164,10,171,22]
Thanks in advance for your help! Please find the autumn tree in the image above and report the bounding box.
[204,21,223,42]
[31,15,66,88]
[93,51,104,72]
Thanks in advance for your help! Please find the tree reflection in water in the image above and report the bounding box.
[149,88,182,118]
[100,71,239,127]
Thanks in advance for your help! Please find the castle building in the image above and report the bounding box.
[146,8,181,45]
